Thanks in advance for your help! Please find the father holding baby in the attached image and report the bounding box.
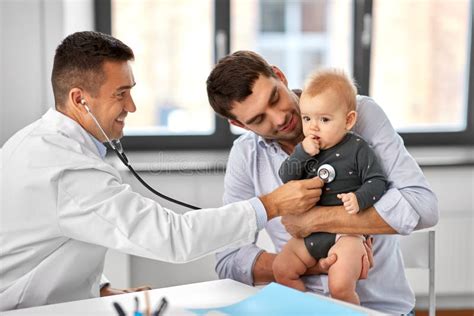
[206,51,439,315]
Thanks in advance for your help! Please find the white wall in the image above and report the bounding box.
[0,0,93,146]
[1,0,45,145]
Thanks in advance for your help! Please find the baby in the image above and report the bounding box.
[274,69,387,305]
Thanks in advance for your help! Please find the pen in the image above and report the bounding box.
[134,296,142,316]
[153,297,168,316]
[113,302,126,316]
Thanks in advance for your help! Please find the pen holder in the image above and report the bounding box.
[113,292,168,316]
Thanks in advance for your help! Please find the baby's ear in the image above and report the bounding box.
[345,110,357,130]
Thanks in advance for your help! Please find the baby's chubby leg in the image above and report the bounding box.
[273,238,317,292]
[327,235,367,305]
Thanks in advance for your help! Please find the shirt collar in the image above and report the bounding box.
[89,134,107,159]
[257,135,274,148]
[257,135,284,155]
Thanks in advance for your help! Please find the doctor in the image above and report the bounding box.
[0,31,324,311]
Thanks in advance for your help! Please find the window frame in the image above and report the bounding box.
[353,0,474,146]
[96,0,474,150]
[95,0,235,150]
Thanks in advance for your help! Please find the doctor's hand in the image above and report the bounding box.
[100,284,152,297]
[260,177,324,220]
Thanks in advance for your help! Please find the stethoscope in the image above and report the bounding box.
[81,99,200,210]
[317,164,336,183]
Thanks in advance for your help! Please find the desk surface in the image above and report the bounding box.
[2,279,384,315]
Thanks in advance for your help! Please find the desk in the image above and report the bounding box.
[2,279,384,315]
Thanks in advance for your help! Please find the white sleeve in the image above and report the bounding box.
[354,96,439,234]
[99,274,110,289]
[57,161,259,264]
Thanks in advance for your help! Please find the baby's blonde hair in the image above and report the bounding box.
[302,68,358,111]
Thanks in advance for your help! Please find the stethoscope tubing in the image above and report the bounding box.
[112,147,201,210]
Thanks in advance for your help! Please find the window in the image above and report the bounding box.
[231,0,353,133]
[112,1,214,136]
[232,0,352,90]
[371,0,471,134]
[96,0,234,150]
[96,0,473,149]
[355,0,473,145]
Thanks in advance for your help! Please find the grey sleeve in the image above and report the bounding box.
[354,142,387,211]
[278,143,313,183]
[215,246,264,285]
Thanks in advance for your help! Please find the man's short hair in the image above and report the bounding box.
[51,31,134,108]
[206,50,277,119]
[302,68,358,111]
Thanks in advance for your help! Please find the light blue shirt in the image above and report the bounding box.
[216,96,439,315]
[89,135,107,159]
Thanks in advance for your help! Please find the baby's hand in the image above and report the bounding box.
[337,192,360,214]
[302,135,320,156]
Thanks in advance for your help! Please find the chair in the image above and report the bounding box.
[399,230,435,316]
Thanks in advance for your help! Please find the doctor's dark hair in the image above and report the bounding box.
[206,50,277,120]
[51,31,134,108]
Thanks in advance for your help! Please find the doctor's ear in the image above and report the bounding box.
[69,89,89,114]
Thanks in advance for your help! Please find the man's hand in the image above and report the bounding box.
[282,204,397,237]
[359,236,374,279]
[100,284,151,296]
[337,192,360,214]
[304,253,337,275]
[304,237,374,280]
[301,135,320,156]
[281,211,315,238]
[260,177,324,219]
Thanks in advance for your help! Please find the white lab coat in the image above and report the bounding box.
[0,109,259,311]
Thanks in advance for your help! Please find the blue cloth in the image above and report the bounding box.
[190,282,366,316]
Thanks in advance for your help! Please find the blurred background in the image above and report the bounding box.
[1,0,473,314]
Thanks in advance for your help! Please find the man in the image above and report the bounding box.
[206,51,439,315]
[0,32,320,311]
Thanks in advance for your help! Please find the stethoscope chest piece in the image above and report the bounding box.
[317,164,336,183]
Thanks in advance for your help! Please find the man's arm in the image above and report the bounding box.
[215,246,277,285]
[283,97,438,237]
[252,252,278,284]
[356,97,438,234]
[283,205,396,238]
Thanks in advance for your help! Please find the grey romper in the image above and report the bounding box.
[279,132,387,259]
